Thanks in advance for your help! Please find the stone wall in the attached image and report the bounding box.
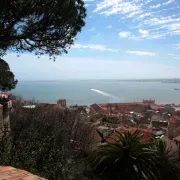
[0,101,11,136]
[0,105,3,135]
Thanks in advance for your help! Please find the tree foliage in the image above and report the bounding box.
[0,103,94,179]
[0,0,86,58]
[0,58,18,91]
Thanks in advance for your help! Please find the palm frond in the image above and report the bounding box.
[94,131,159,180]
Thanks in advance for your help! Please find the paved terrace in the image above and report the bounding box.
[0,166,46,180]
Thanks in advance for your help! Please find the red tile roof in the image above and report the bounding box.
[171,117,180,128]
[0,166,46,180]
[90,104,104,113]
[174,135,180,142]
[91,128,103,142]
[110,127,153,144]
[150,104,164,110]
[92,126,153,144]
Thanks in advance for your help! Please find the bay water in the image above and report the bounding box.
[11,80,180,105]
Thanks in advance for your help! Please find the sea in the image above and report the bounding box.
[10,80,180,105]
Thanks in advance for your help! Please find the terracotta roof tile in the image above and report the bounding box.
[91,128,102,142]
[0,166,46,180]
[174,135,180,142]
[171,117,180,128]
[150,104,164,110]
[90,104,104,113]
[109,127,153,144]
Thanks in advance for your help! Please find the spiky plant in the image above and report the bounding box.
[94,130,158,180]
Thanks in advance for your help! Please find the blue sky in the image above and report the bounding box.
[4,0,180,80]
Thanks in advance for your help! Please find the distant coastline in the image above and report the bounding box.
[117,78,180,83]
[18,78,180,83]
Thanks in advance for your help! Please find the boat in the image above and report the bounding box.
[174,88,179,90]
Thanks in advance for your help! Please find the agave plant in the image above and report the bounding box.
[94,130,158,180]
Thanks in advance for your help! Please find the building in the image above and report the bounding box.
[173,135,180,157]
[167,116,180,139]
[39,103,60,108]
[37,103,66,113]
[97,126,114,140]
[153,130,165,139]
[96,102,147,113]
[0,93,12,134]
[150,120,169,131]
[57,99,67,108]
[90,103,105,114]
[161,135,179,158]
[143,99,155,104]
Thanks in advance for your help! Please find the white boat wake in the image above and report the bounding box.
[90,89,118,100]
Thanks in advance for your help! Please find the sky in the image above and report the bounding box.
[4,0,180,80]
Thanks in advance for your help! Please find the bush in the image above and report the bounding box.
[0,103,94,179]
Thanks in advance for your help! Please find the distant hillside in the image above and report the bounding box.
[116,79,180,83]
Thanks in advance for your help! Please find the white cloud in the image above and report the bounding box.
[88,27,96,32]
[72,44,119,52]
[168,23,180,32]
[144,16,180,26]
[138,29,149,37]
[147,32,168,39]
[138,12,152,19]
[150,4,161,9]
[163,0,175,5]
[126,51,156,56]
[138,16,180,38]
[106,25,112,29]
[119,31,131,38]
[92,0,180,39]
[150,0,175,9]
[93,0,141,17]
